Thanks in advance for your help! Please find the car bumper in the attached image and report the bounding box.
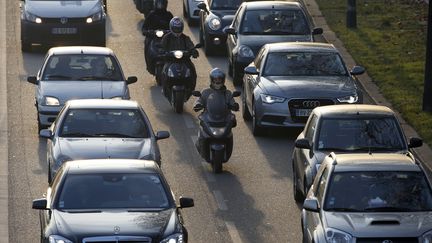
[37,104,62,127]
[21,20,105,46]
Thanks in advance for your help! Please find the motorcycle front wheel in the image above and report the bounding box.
[173,90,184,113]
[211,149,223,173]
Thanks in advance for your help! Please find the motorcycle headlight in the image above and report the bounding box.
[238,45,254,58]
[421,230,432,243]
[174,51,184,59]
[337,94,358,104]
[209,127,226,136]
[23,11,42,23]
[260,94,285,104]
[160,233,184,243]
[208,17,221,31]
[325,228,353,243]
[156,30,164,38]
[44,96,60,106]
[86,11,103,23]
[49,235,73,243]
[168,68,175,78]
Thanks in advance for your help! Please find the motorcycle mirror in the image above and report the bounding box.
[192,91,201,97]
[194,43,203,49]
[232,91,241,97]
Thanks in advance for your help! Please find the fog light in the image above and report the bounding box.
[213,37,221,45]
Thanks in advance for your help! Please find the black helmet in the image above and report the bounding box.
[209,68,225,90]
[154,0,167,10]
[169,17,184,36]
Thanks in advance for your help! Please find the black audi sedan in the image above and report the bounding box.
[20,0,106,52]
[32,159,194,243]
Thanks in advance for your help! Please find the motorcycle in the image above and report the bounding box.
[192,90,241,173]
[142,29,169,85]
[159,43,201,113]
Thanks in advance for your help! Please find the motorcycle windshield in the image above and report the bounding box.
[204,93,230,123]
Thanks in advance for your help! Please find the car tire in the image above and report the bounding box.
[242,86,252,121]
[21,41,32,52]
[293,165,304,203]
[252,101,264,136]
[232,63,242,86]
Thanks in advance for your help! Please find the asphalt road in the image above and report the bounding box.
[5,0,372,242]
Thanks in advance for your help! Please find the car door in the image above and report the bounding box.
[40,166,64,237]
[245,48,265,110]
[296,114,318,192]
[227,4,243,59]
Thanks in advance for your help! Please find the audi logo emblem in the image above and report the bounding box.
[302,100,320,108]
[382,240,393,243]
[60,17,68,24]
[113,226,120,234]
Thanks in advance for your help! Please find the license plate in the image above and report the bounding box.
[52,28,77,34]
[295,109,312,117]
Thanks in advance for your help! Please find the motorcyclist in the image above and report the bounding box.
[193,68,239,162]
[141,0,173,74]
[160,16,199,99]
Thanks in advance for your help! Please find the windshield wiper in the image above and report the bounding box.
[62,209,102,213]
[45,74,72,80]
[364,206,414,212]
[326,207,360,212]
[61,132,95,137]
[78,76,118,81]
[94,133,140,138]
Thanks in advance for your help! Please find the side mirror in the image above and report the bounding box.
[232,91,241,97]
[197,2,207,11]
[244,66,259,75]
[194,43,203,49]
[39,129,53,139]
[350,66,365,76]
[156,131,170,140]
[126,76,138,85]
[179,197,194,208]
[408,137,423,148]
[32,198,48,210]
[192,90,201,97]
[295,138,311,149]
[224,27,236,35]
[303,198,320,212]
[27,76,38,85]
[312,27,323,35]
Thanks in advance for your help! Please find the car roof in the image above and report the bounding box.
[47,46,115,56]
[329,153,421,172]
[313,104,396,118]
[264,42,337,53]
[243,1,303,10]
[66,99,140,109]
[64,159,161,174]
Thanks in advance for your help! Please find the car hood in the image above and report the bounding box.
[323,211,432,237]
[58,138,152,159]
[258,76,356,98]
[25,0,101,18]
[239,35,312,54]
[39,81,127,104]
[53,209,175,239]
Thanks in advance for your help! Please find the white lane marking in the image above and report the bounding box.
[213,190,228,211]
[0,0,8,241]
[182,114,196,129]
[225,221,244,243]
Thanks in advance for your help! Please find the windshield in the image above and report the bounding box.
[59,109,150,138]
[210,0,242,10]
[263,52,347,76]
[57,173,170,210]
[240,9,309,35]
[324,171,432,212]
[42,54,123,81]
[317,117,406,151]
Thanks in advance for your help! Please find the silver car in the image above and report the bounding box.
[242,42,365,135]
[39,99,170,183]
[27,46,137,131]
[302,153,432,243]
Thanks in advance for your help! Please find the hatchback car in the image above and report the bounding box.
[302,153,432,243]
[292,104,423,202]
[224,1,323,85]
[39,99,170,182]
[27,46,137,131]
[32,159,194,243]
[242,42,365,135]
[20,0,106,52]
[197,0,243,55]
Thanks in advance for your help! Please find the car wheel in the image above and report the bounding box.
[21,41,32,52]
[293,165,304,203]
[232,63,242,86]
[242,86,252,121]
[252,101,264,136]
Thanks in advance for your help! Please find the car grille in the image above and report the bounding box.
[356,238,418,243]
[288,99,334,123]
[82,236,152,243]
[41,17,87,24]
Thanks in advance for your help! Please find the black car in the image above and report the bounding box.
[224,1,323,85]
[197,0,243,55]
[20,0,106,52]
[32,159,194,243]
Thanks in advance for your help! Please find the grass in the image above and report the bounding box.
[316,0,432,145]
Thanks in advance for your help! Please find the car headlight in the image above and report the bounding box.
[44,96,60,106]
[260,94,286,104]
[238,45,254,58]
[208,17,221,31]
[168,68,175,78]
[49,235,73,243]
[86,11,103,23]
[161,233,184,243]
[23,11,42,23]
[337,94,358,103]
[174,51,184,59]
[209,127,226,136]
[421,230,432,243]
[325,228,353,243]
